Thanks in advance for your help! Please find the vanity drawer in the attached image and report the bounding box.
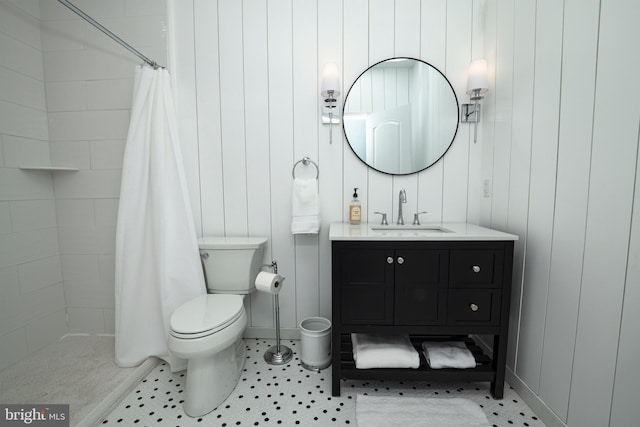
[449,249,503,288]
[447,289,501,325]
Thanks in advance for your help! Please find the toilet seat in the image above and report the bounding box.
[170,294,244,339]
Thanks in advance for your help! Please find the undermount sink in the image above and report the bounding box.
[369,224,452,232]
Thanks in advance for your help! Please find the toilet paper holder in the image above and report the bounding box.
[260,261,293,365]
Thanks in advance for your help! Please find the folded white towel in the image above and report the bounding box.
[422,341,476,369]
[291,178,320,234]
[351,334,420,369]
[356,394,491,427]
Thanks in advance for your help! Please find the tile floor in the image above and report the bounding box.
[101,339,546,426]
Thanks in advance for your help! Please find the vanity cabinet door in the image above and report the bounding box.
[340,247,394,325]
[394,249,448,325]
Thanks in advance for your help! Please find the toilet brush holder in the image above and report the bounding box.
[261,262,293,365]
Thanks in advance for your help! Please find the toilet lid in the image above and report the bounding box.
[170,294,244,337]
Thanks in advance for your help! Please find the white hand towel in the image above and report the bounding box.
[422,341,476,369]
[351,333,420,369]
[291,177,320,234]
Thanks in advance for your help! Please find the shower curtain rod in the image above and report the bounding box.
[57,0,162,69]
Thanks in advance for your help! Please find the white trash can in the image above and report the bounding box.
[299,317,332,371]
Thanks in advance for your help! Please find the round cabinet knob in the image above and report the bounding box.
[387,257,394,264]
[472,265,481,273]
[397,257,405,265]
[470,303,479,312]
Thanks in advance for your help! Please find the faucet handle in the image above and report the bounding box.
[412,211,428,225]
[373,212,388,226]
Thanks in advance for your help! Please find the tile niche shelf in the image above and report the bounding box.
[19,166,79,171]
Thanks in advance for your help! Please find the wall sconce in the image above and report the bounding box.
[321,62,341,144]
[461,59,488,143]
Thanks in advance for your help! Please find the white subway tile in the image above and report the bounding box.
[45,81,87,112]
[0,66,46,110]
[60,254,100,281]
[125,0,166,16]
[50,141,91,169]
[55,198,95,226]
[67,308,105,334]
[103,309,115,334]
[43,49,135,83]
[58,225,116,254]
[2,135,50,168]
[87,79,133,110]
[18,255,63,293]
[94,199,119,226]
[40,0,126,21]
[0,169,54,201]
[99,254,115,283]
[53,169,122,198]
[90,139,125,169]
[0,201,10,234]
[0,1,42,49]
[0,32,44,80]
[48,110,130,141]
[10,199,57,232]
[20,283,66,323]
[0,266,22,335]
[40,19,85,51]
[0,227,59,268]
[25,309,67,354]
[0,101,49,142]
[7,0,40,20]
[0,328,27,371]
[64,279,115,308]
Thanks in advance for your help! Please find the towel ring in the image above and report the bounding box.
[292,157,319,180]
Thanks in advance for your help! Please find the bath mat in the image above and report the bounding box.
[355,394,490,427]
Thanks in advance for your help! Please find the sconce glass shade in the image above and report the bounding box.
[466,59,488,95]
[321,62,341,98]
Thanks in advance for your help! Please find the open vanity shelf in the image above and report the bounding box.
[329,222,517,399]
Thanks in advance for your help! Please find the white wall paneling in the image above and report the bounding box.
[486,0,640,425]
[537,0,599,420]
[566,0,640,424]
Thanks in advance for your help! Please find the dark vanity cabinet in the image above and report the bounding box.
[331,239,514,398]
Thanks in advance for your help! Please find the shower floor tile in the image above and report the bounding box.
[101,339,546,426]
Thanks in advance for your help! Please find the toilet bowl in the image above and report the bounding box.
[167,236,267,417]
[168,294,247,417]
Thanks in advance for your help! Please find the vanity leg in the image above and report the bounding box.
[331,331,341,396]
[490,334,507,399]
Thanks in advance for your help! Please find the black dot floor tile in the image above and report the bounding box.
[100,339,546,426]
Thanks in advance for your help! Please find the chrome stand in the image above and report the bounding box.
[263,262,293,365]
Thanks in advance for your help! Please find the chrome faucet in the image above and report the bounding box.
[397,189,407,225]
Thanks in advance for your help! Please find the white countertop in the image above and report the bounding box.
[329,222,519,241]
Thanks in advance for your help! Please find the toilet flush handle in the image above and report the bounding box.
[201,253,209,260]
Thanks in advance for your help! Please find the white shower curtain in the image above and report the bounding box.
[115,65,205,372]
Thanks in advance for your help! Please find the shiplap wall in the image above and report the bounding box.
[170,0,484,335]
[483,0,640,426]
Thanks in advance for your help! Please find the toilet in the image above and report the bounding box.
[168,236,267,417]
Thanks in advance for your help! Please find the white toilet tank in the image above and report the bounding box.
[199,237,267,294]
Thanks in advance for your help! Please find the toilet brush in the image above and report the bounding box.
[261,262,293,365]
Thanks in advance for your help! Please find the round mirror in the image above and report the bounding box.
[342,57,459,175]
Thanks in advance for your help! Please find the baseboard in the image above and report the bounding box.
[243,327,301,340]
[472,335,566,427]
[76,357,160,427]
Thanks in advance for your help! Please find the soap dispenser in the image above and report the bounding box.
[349,188,362,225]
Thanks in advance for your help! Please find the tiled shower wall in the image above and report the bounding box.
[40,0,167,335]
[0,0,64,371]
[0,0,168,370]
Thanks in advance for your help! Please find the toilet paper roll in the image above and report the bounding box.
[255,272,285,294]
